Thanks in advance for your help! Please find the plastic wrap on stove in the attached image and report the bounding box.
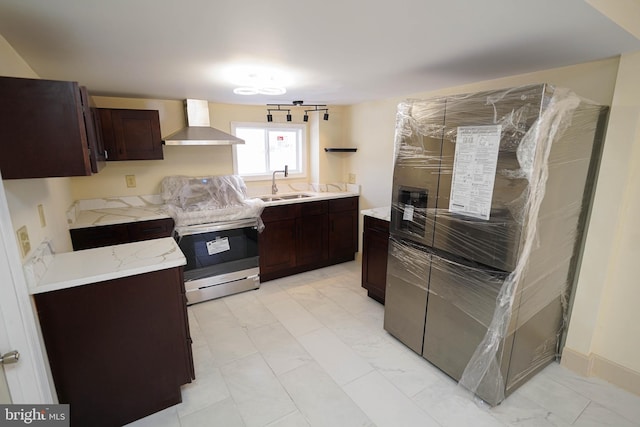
[161,175,265,227]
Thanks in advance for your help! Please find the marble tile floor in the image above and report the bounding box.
[127,261,640,427]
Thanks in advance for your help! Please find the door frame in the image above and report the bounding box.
[0,175,54,403]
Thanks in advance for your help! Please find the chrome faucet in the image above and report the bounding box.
[272,165,288,194]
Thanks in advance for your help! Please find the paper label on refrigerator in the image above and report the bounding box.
[206,237,230,255]
[403,204,415,221]
[449,125,501,220]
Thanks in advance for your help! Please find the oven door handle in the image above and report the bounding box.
[175,218,258,236]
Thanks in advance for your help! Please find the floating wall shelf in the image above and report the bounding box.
[324,148,357,152]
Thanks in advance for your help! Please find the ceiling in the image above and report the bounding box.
[0,0,639,106]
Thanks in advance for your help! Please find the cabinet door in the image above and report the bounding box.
[259,204,298,278]
[99,108,163,160]
[78,86,106,173]
[34,267,193,427]
[328,197,359,261]
[296,201,328,267]
[0,77,93,179]
[259,219,297,275]
[362,216,389,304]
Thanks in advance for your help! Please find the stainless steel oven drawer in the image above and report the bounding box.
[185,267,260,305]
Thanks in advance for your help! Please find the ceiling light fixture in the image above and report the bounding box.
[266,101,329,123]
[234,86,286,96]
[233,87,259,95]
[223,64,293,97]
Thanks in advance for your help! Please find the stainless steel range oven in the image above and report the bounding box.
[174,217,259,305]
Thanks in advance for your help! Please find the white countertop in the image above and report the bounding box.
[28,238,186,295]
[361,206,391,221]
[70,206,171,229]
[256,191,359,207]
[68,191,359,229]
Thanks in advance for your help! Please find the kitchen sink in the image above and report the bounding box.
[279,193,312,200]
[258,193,313,202]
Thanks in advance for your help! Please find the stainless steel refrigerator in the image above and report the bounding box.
[383,84,608,405]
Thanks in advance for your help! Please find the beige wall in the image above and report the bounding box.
[565,51,640,376]
[0,34,76,255]
[346,57,619,213]
[70,98,347,199]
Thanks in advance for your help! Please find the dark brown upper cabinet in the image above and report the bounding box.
[0,76,105,179]
[97,108,163,160]
[79,86,107,173]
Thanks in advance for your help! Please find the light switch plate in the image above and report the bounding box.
[125,175,136,188]
[16,225,30,256]
[348,173,356,184]
[38,204,47,227]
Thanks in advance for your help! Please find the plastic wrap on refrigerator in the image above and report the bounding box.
[384,84,608,405]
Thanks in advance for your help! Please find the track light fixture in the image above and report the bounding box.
[266,100,329,122]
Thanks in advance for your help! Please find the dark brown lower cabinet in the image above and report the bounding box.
[34,267,194,427]
[259,204,298,279]
[361,215,390,304]
[328,197,359,262]
[70,218,175,250]
[259,197,358,282]
[296,201,329,267]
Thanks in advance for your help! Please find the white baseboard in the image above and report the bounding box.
[561,347,640,396]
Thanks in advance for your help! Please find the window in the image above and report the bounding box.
[231,122,306,180]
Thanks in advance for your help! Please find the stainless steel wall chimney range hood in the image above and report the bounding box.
[163,99,244,145]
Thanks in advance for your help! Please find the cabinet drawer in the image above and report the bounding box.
[261,204,298,222]
[299,200,328,216]
[70,224,129,250]
[329,197,358,212]
[128,218,174,240]
[364,215,390,234]
[70,218,174,251]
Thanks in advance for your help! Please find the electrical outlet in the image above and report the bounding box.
[16,226,30,256]
[38,204,47,227]
[125,175,136,188]
[348,173,356,184]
